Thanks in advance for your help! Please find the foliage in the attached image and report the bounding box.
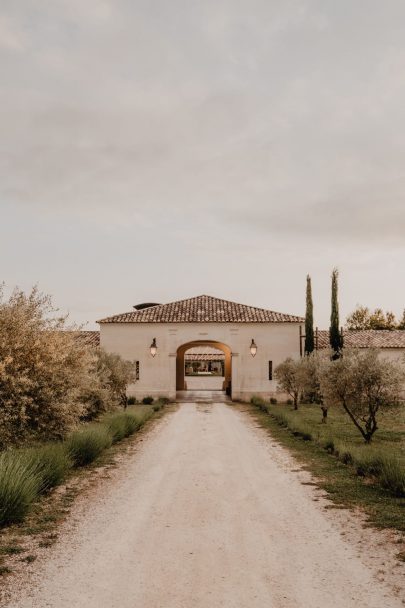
[23,443,72,492]
[296,351,330,422]
[346,305,400,330]
[0,452,41,525]
[105,409,152,442]
[329,268,343,355]
[320,349,404,443]
[250,396,268,412]
[304,274,315,354]
[274,358,303,409]
[67,427,112,467]
[142,396,154,405]
[0,286,94,447]
[256,402,405,499]
[0,405,156,529]
[0,286,137,445]
[81,349,136,420]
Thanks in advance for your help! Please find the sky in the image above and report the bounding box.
[1,0,404,329]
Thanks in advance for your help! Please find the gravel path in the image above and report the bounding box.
[8,403,403,608]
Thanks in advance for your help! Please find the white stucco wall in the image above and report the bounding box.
[99,321,302,401]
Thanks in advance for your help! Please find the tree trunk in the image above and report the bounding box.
[321,406,328,424]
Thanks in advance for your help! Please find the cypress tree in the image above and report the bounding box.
[329,268,343,356]
[304,275,314,355]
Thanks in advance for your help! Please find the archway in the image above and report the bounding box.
[176,340,232,397]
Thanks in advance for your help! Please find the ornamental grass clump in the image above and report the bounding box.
[250,396,268,412]
[67,426,112,467]
[105,414,128,444]
[23,443,73,492]
[0,452,41,526]
[379,456,405,497]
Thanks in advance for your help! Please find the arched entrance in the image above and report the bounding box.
[176,340,232,400]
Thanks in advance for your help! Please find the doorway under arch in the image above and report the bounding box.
[176,340,232,398]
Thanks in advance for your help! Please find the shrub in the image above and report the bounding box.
[105,415,128,444]
[286,399,293,406]
[0,286,96,448]
[122,412,145,435]
[152,403,162,412]
[67,427,112,467]
[0,453,41,526]
[270,397,278,405]
[250,396,268,412]
[288,420,313,441]
[271,410,290,427]
[323,437,335,453]
[127,397,136,405]
[379,456,405,497]
[157,396,170,405]
[142,396,154,405]
[349,448,385,477]
[23,443,72,492]
[335,443,354,465]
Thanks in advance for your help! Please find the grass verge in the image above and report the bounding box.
[0,401,166,530]
[248,399,405,532]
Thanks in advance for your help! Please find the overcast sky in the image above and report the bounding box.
[1,0,404,329]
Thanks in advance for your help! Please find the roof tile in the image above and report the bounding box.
[98,295,304,324]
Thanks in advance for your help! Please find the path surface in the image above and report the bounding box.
[9,403,403,608]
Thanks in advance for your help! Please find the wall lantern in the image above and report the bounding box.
[250,339,257,357]
[150,338,158,357]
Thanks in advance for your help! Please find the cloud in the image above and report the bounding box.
[0,1,404,326]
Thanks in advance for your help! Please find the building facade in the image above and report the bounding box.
[97,295,304,402]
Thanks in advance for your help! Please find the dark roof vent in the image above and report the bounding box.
[133,302,161,311]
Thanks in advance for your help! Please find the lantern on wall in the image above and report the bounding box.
[150,338,157,357]
[250,339,257,357]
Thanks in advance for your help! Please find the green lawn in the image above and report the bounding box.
[273,402,405,466]
[245,400,405,533]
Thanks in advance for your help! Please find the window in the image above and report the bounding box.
[268,361,273,381]
[136,361,140,381]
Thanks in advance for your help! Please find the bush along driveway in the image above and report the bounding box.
[250,398,405,534]
[0,401,170,582]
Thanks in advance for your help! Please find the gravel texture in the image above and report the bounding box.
[6,402,404,608]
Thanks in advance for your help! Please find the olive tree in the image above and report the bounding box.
[320,349,404,443]
[297,352,329,423]
[274,358,303,409]
[82,349,136,419]
[0,286,94,447]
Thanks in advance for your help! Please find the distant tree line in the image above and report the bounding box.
[345,306,405,331]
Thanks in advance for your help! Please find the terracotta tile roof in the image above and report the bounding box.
[98,295,304,324]
[73,330,100,347]
[317,329,405,349]
[185,346,225,361]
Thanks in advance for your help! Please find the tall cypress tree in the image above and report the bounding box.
[329,268,343,355]
[304,274,314,355]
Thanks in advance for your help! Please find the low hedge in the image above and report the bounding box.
[0,404,159,528]
[251,398,405,498]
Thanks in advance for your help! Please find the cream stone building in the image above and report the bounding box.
[97,295,304,402]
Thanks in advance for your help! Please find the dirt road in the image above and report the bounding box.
[9,403,403,607]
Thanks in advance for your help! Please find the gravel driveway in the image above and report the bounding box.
[8,402,403,608]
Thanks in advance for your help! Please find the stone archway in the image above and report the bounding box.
[176,340,232,396]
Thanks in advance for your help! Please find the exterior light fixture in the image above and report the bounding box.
[150,338,157,357]
[250,339,257,357]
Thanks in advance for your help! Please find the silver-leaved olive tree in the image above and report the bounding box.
[320,349,404,443]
